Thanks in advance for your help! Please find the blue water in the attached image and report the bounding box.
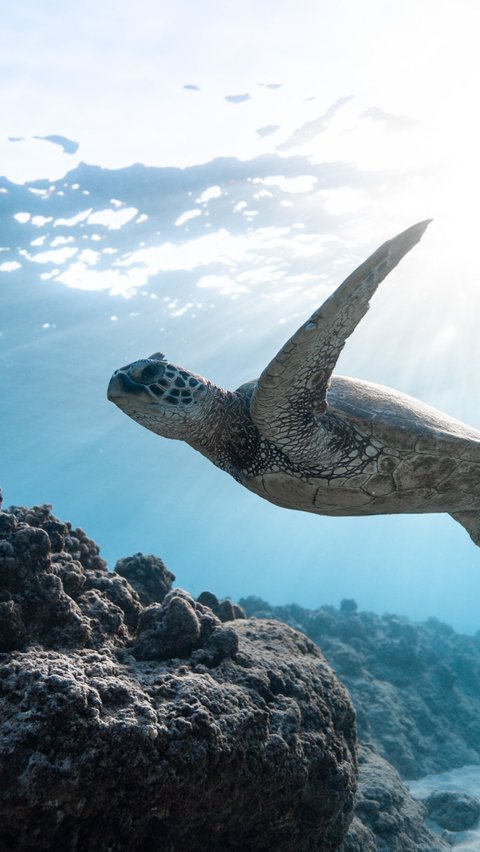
[2,0,480,635]
[2,153,480,635]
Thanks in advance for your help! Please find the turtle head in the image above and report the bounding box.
[107,352,211,440]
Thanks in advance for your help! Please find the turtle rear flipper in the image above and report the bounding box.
[451,511,480,547]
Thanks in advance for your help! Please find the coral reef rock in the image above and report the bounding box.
[0,501,357,852]
[423,789,480,832]
[240,596,480,778]
[344,746,450,851]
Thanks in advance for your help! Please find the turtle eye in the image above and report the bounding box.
[138,362,165,383]
[148,352,166,362]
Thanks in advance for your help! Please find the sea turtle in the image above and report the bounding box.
[107,220,480,547]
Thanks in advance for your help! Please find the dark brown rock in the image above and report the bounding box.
[0,503,357,851]
[241,596,480,778]
[197,589,246,622]
[115,553,175,606]
[0,504,138,652]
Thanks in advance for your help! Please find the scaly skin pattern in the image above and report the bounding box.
[232,376,480,518]
[107,221,480,547]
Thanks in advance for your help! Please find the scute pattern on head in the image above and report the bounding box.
[108,358,207,419]
[148,365,201,407]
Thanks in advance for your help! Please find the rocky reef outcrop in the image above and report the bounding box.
[240,596,480,779]
[344,746,450,851]
[422,789,480,833]
[0,498,356,851]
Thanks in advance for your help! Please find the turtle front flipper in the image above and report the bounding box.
[250,220,431,457]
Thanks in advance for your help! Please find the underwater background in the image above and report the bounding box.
[2,0,480,637]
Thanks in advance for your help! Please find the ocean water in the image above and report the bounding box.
[3,154,480,635]
[2,0,480,640]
